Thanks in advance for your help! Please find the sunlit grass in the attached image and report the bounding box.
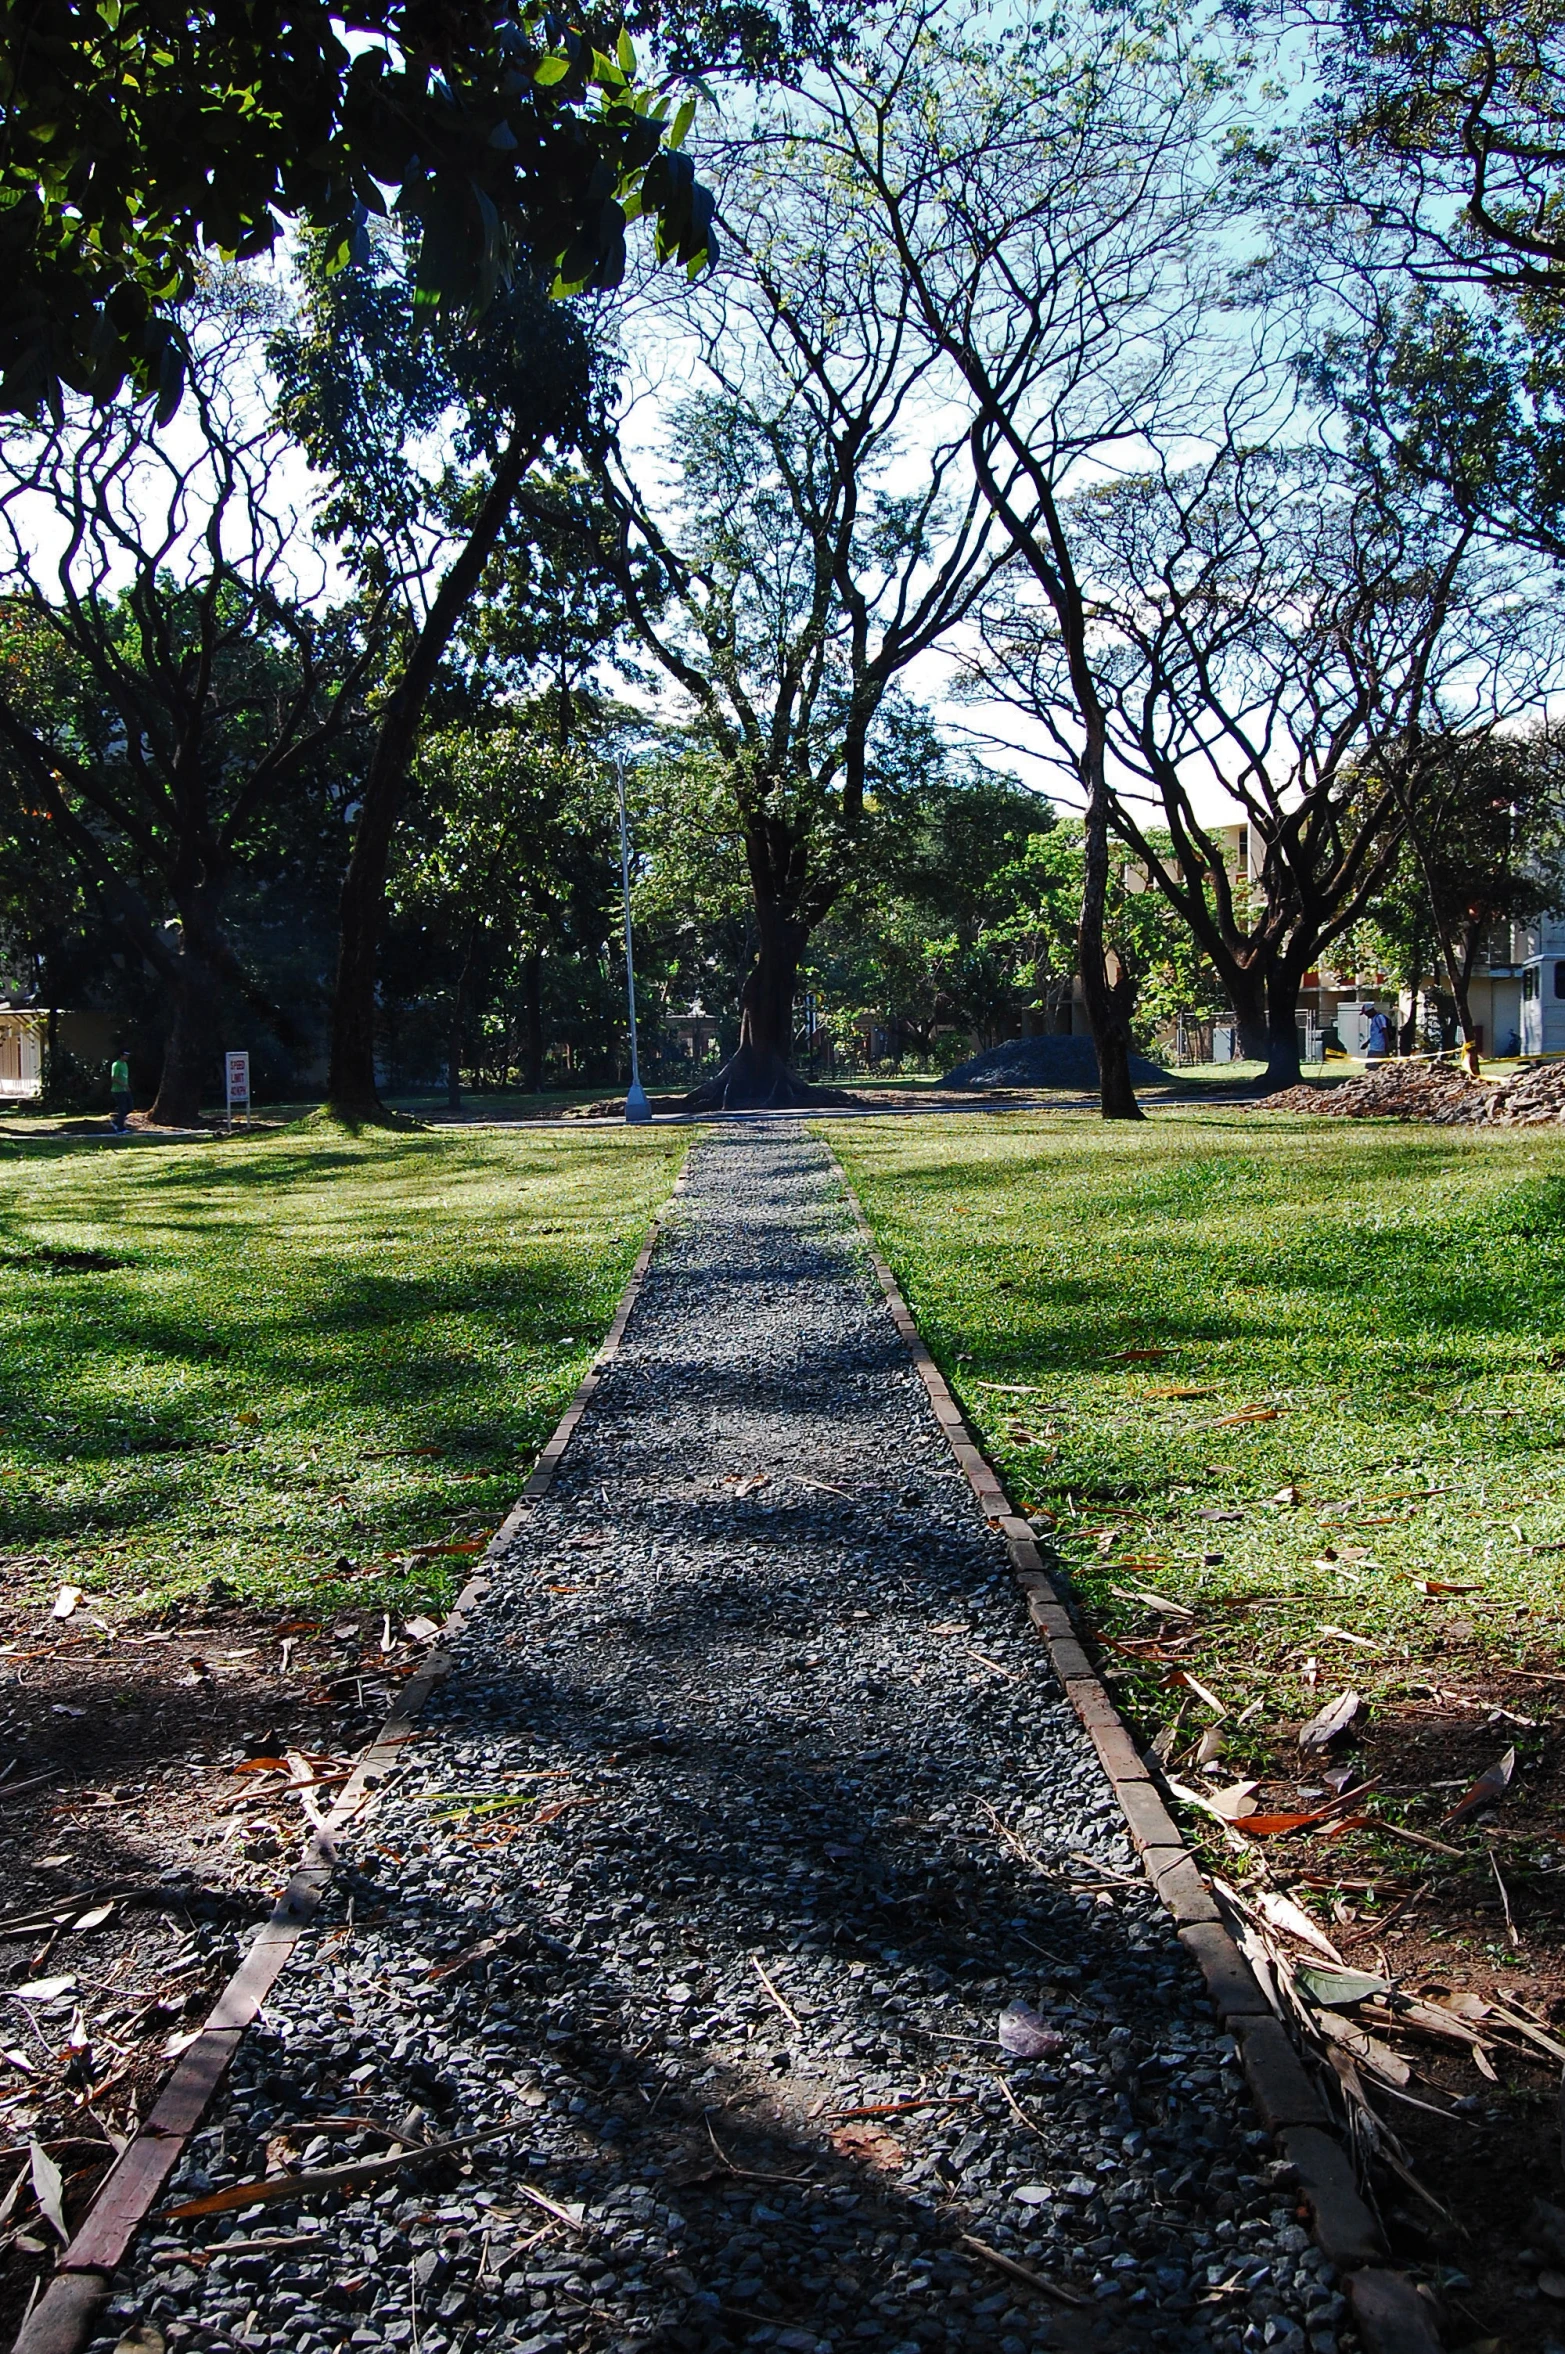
[0,1123,685,1617]
[828,1109,1565,1742]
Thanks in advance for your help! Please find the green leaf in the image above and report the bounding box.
[669,97,696,150]
[1296,1967,1391,2010]
[532,54,571,87]
[616,28,637,75]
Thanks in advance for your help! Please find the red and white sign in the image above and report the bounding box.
[225,1050,250,1117]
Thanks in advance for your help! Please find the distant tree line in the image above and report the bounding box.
[3,0,1565,1120]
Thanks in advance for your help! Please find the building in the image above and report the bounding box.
[0,1006,118,1100]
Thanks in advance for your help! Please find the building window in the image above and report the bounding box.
[1554,963,1565,999]
[1525,966,1541,1001]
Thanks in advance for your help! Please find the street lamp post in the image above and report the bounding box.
[616,756,651,1123]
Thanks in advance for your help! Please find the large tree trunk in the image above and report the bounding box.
[1229,970,1270,1063]
[327,423,541,1121]
[150,957,216,1127]
[1260,967,1304,1091]
[1077,740,1143,1121]
[683,895,854,1109]
[522,950,544,1094]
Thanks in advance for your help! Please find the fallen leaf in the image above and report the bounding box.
[1112,1347,1166,1362]
[236,1409,260,1426]
[403,1616,442,1643]
[1313,2010,1411,2087]
[1446,1747,1516,1826]
[1144,1386,1214,1400]
[1168,1775,1259,1822]
[1251,1891,1343,1964]
[1272,1484,1300,1506]
[1243,1810,1337,1837]
[12,1975,76,2002]
[1408,1576,1476,1596]
[1194,1726,1225,1768]
[1318,1624,1380,1651]
[72,1901,115,1931]
[830,2121,904,2170]
[1165,1667,1225,1714]
[233,1757,289,1776]
[29,2138,67,2241]
[1299,1690,1361,1752]
[1110,1584,1194,1619]
[1212,1405,1280,1427]
[50,1585,83,1621]
[1297,1965,1391,2008]
[997,2000,1065,2058]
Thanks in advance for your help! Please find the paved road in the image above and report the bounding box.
[100,1128,1330,2354]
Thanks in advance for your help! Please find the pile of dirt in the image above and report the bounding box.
[1269,1057,1565,1125]
[943,1033,1170,1089]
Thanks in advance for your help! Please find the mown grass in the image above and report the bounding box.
[0,1123,685,1617]
[827,1110,1565,1729]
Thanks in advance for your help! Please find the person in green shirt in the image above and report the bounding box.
[110,1055,131,1133]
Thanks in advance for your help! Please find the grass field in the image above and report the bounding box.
[0,1122,685,1616]
[829,1108,1565,1726]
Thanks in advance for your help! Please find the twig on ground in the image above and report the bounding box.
[959,2233,1090,2308]
[750,1953,803,2033]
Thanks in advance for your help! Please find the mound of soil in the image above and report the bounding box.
[942,1033,1170,1089]
[1269,1057,1565,1125]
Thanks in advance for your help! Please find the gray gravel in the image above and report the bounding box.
[96,1127,1337,2354]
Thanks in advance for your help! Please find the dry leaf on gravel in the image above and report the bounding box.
[830,2121,904,2170]
[29,2138,66,2241]
[997,2000,1065,2058]
[50,1586,83,1621]
[1446,1747,1515,1825]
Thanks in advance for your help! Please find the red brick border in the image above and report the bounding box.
[829,1155,1441,2354]
[13,1162,690,2354]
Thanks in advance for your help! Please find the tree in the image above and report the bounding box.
[980,446,1562,1087]
[0,277,376,1124]
[581,141,1009,1106]
[272,234,604,1118]
[392,714,614,1104]
[808,773,1062,1063]
[0,2,716,422]
[792,0,1238,1118]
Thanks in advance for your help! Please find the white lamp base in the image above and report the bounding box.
[625,1079,652,1124]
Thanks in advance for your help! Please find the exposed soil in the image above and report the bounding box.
[1106,1641,1565,2350]
[1266,1059,1565,1126]
[0,1585,441,2338]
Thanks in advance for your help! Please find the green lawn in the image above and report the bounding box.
[0,1123,685,1615]
[828,1110,1565,1727]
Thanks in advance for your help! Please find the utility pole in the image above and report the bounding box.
[616,756,651,1123]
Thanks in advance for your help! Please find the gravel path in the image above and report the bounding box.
[98,1128,1335,2354]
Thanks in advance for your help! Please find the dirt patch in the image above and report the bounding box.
[1267,1059,1565,1126]
[1107,1642,1565,2347]
[0,1589,437,2336]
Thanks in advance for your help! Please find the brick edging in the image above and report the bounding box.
[826,1153,1441,2354]
[13,1161,691,2354]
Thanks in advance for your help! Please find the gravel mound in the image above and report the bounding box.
[100,1129,1330,2354]
[943,1037,1170,1090]
[1268,1058,1565,1125]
